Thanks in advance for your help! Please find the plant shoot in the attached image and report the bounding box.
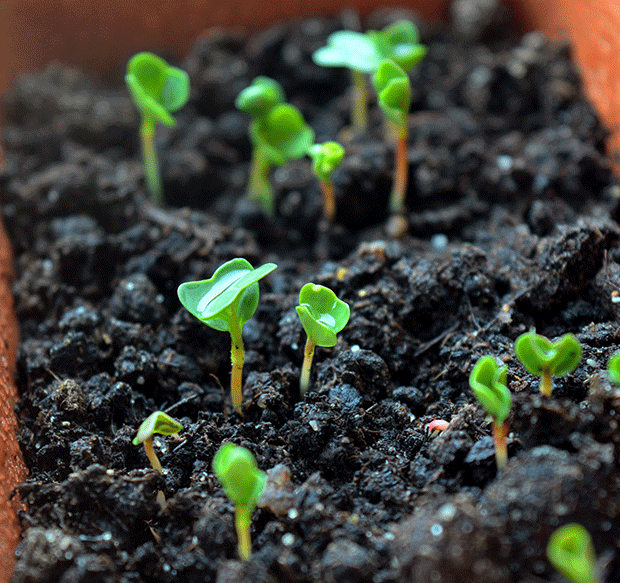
[213,444,267,561]
[177,258,276,415]
[125,52,190,205]
[469,356,511,469]
[372,59,412,236]
[308,141,345,222]
[607,351,620,385]
[547,523,600,583]
[296,283,350,396]
[514,329,582,396]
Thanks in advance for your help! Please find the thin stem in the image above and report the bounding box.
[235,505,252,561]
[229,313,245,415]
[140,117,164,205]
[143,437,163,473]
[247,146,274,215]
[540,370,553,397]
[492,421,508,470]
[389,127,409,216]
[300,337,316,397]
[350,69,368,132]
[320,179,336,222]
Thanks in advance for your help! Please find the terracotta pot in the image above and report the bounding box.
[0,0,619,581]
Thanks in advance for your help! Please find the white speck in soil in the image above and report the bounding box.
[282,533,295,546]
[430,524,443,536]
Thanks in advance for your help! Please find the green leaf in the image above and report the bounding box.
[312,31,380,73]
[125,52,189,126]
[132,411,183,445]
[235,76,285,120]
[547,523,598,583]
[369,20,427,71]
[252,104,315,166]
[177,258,277,332]
[372,59,411,127]
[296,283,350,348]
[469,356,511,425]
[213,444,267,510]
[608,352,620,385]
[308,142,345,181]
[515,329,581,378]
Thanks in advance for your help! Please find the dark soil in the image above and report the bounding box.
[3,6,620,583]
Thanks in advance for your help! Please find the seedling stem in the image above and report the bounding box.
[142,435,163,474]
[492,421,508,469]
[300,337,316,396]
[319,179,336,222]
[140,118,163,205]
[351,69,368,131]
[541,369,553,397]
[247,147,273,215]
[235,505,252,561]
[391,128,409,215]
[229,313,245,414]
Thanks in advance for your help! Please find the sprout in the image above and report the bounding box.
[125,52,190,205]
[607,352,620,385]
[177,258,277,415]
[514,329,582,396]
[312,20,426,132]
[469,356,511,469]
[237,79,314,215]
[547,523,600,583]
[133,411,183,507]
[213,444,266,561]
[308,141,345,222]
[426,419,449,438]
[296,283,350,396]
[373,59,412,236]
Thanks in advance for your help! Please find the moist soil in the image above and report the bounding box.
[3,7,620,583]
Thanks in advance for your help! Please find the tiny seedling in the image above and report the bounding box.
[547,523,600,583]
[235,77,285,212]
[125,52,190,205]
[133,411,183,507]
[372,59,412,235]
[607,352,620,385]
[514,329,582,396]
[426,419,449,438]
[213,444,266,561]
[177,258,277,415]
[469,356,511,469]
[368,20,427,72]
[308,141,345,222]
[296,283,350,396]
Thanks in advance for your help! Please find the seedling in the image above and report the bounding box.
[547,523,600,583]
[296,283,350,396]
[177,258,277,415]
[373,59,412,234]
[235,77,285,213]
[514,329,582,396]
[607,352,620,385]
[133,411,183,507]
[426,419,449,438]
[213,444,266,561]
[312,20,426,131]
[469,356,511,469]
[125,52,190,205]
[308,141,345,222]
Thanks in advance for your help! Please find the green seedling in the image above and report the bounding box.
[235,77,285,213]
[312,20,426,131]
[133,411,183,507]
[177,258,277,415]
[514,329,582,397]
[125,52,190,205]
[308,141,345,222]
[373,59,412,234]
[607,352,620,385]
[469,356,511,469]
[296,283,350,396]
[213,444,266,561]
[547,523,600,583]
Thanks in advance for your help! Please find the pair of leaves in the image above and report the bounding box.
[515,329,582,378]
[177,258,276,333]
[308,142,345,181]
[312,20,426,74]
[133,411,183,445]
[296,284,350,347]
[213,444,266,510]
[373,60,411,127]
[469,356,511,425]
[235,77,285,121]
[126,52,190,126]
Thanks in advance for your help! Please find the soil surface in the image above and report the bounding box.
[3,7,620,583]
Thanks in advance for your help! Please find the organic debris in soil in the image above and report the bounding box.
[3,7,620,583]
